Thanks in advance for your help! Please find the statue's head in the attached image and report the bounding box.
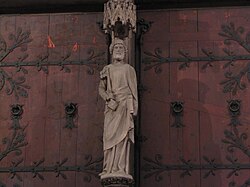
[110,38,127,62]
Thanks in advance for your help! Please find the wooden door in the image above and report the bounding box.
[0,13,106,187]
[139,8,250,187]
[1,7,250,187]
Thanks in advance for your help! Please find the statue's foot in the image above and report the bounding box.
[113,171,133,179]
[99,171,107,177]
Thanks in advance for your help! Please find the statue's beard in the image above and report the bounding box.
[113,54,125,61]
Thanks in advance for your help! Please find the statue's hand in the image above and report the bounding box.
[107,99,119,111]
[106,92,115,102]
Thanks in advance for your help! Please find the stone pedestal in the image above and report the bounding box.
[101,177,134,187]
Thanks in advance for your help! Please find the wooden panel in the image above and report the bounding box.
[58,14,79,187]
[0,16,20,187]
[12,14,48,187]
[227,10,250,175]
[169,40,200,187]
[139,7,250,187]
[75,13,106,187]
[43,65,62,187]
[140,73,171,187]
[0,12,105,187]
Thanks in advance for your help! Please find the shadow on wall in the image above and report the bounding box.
[176,78,222,186]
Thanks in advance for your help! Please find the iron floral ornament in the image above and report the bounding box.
[222,100,250,158]
[142,154,250,182]
[143,22,250,95]
[0,27,107,100]
[0,105,28,162]
[0,156,103,183]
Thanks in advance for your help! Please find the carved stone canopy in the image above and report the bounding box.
[103,0,136,38]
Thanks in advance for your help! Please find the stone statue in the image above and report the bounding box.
[98,38,138,181]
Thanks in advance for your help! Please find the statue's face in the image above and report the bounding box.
[112,44,125,61]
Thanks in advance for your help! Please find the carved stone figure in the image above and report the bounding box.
[99,38,138,182]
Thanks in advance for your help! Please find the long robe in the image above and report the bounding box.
[99,63,138,178]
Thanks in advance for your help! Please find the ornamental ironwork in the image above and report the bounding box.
[134,18,153,187]
[64,102,78,129]
[142,101,250,186]
[0,155,103,183]
[142,22,250,95]
[229,178,250,187]
[171,101,184,128]
[0,105,27,162]
[222,126,250,157]
[0,27,107,100]
[10,104,24,130]
[0,182,20,187]
[0,104,103,184]
[143,154,250,181]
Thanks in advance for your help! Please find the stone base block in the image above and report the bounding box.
[101,177,134,187]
